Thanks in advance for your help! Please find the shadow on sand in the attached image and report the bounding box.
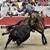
[23,43,42,46]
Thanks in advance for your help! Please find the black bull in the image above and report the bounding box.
[2,13,47,49]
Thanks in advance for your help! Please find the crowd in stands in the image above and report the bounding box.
[0,0,50,17]
[0,0,34,17]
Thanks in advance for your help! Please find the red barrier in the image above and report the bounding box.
[0,16,50,27]
[0,17,26,26]
[44,16,50,26]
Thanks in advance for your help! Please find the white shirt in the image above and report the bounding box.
[10,6,19,15]
[0,0,6,4]
[1,4,9,16]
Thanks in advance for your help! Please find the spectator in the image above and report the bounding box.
[38,0,48,6]
[21,2,35,16]
[30,0,36,6]
[48,1,50,6]
[7,3,20,16]
[1,1,9,16]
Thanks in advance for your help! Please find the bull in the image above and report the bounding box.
[2,11,47,49]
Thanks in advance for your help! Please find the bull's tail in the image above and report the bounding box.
[2,33,9,36]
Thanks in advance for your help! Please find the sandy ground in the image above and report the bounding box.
[0,28,50,50]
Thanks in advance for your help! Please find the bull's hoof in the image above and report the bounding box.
[43,41,47,45]
[17,43,20,47]
[17,40,21,47]
[4,47,7,49]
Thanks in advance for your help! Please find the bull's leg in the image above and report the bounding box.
[35,29,47,45]
[41,32,47,45]
[38,31,47,45]
[16,39,21,47]
[5,35,12,49]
